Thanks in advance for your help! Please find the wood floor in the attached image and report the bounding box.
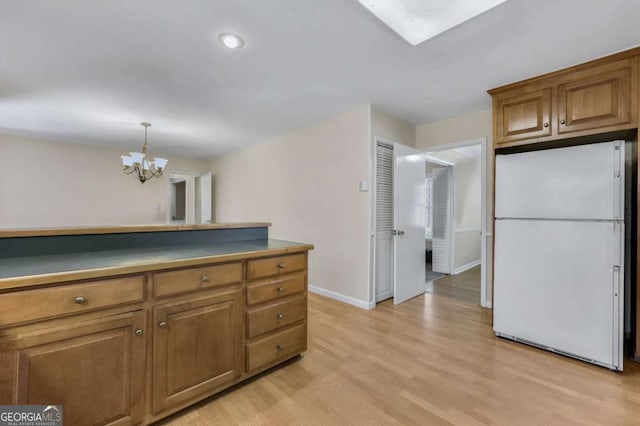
[425,265,481,305]
[161,291,640,425]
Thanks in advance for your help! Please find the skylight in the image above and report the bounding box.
[358,0,508,46]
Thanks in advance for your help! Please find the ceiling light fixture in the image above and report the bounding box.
[120,122,168,184]
[358,0,508,46]
[218,32,245,49]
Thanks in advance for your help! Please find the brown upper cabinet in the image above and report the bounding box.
[494,87,552,145]
[489,50,639,149]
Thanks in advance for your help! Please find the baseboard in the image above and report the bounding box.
[453,259,481,275]
[309,285,375,310]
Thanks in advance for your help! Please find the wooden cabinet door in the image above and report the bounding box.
[558,58,637,134]
[0,311,146,426]
[495,87,552,145]
[152,289,243,414]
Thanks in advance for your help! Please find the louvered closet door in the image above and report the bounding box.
[375,143,394,302]
[432,166,452,274]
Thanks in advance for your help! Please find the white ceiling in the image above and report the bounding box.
[1,0,640,158]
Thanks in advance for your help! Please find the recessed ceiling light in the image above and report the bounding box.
[218,32,245,49]
[358,0,508,46]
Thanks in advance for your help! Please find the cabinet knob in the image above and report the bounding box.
[277,287,285,293]
[201,275,209,282]
[543,122,549,127]
[278,263,285,269]
[276,313,285,319]
[560,119,566,125]
[159,321,167,328]
[135,329,143,336]
[74,296,86,304]
[276,344,284,351]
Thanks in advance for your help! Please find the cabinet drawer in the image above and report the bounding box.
[247,324,306,372]
[246,273,305,305]
[153,262,243,298]
[0,275,144,327]
[247,297,306,339]
[247,253,306,280]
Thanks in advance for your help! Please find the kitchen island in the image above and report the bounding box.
[0,223,313,425]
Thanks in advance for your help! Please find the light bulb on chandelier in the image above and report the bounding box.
[120,122,168,184]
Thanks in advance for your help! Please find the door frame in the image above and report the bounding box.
[168,172,197,224]
[423,137,489,308]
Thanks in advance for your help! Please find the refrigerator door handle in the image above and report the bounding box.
[612,264,621,368]
[613,143,622,220]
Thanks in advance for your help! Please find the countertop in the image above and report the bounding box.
[0,238,313,290]
[0,222,272,238]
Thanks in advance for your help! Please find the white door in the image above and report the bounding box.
[431,166,452,274]
[393,143,426,304]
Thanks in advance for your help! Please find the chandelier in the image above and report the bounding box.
[120,122,168,184]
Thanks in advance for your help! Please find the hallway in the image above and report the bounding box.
[425,265,481,305]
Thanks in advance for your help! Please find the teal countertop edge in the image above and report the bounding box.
[0,239,313,289]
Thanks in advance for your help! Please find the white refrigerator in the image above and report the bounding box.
[494,140,625,371]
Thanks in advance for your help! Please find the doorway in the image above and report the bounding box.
[170,178,187,223]
[423,138,487,307]
[371,137,488,308]
[425,157,454,282]
[168,172,212,224]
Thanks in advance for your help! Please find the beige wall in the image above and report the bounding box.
[0,133,209,227]
[210,106,371,305]
[416,108,493,304]
[371,106,416,147]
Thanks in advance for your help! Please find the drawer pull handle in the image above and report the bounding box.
[543,122,549,128]
[159,321,168,328]
[276,313,285,319]
[74,296,86,304]
[277,287,285,293]
[278,263,285,269]
[276,344,284,351]
[135,329,143,336]
[201,275,209,282]
[560,119,566,125]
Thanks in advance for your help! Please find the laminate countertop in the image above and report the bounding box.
[0,239,314,290]
[0,222,272,238]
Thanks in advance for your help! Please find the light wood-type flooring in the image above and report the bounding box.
[425,265,481,305]
[161,291,640,425]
